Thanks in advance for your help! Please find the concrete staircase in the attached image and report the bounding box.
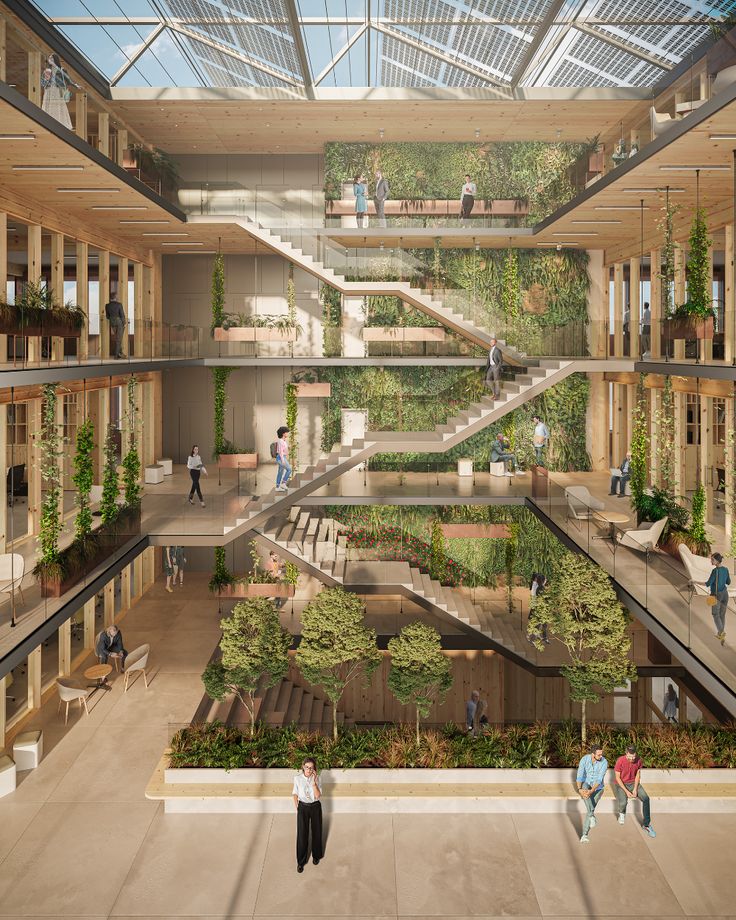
[258,510,531,664]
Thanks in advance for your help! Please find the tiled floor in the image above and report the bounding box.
[1,575,734,918]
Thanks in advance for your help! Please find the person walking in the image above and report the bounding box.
[641,301,651,356]
[374,170,389,227]
[614,745,656,837]
[529,573,549,643]
[663,683,679,723]
[705,553,730,645]
[104,289,127,358]
[164,546,177,593]
[293,757,323,872]
[466,689,480,735]
[41,53,79,130]
[532,415,549,466]
[610,450,632,496]
[353,174,368,228]
[484,337,503,398]
[460,174,476,221]
[173,546,186,586]
[275,426,292,492]
[187,445,207,507]
[269,549,286,609]
[576,743,608,843]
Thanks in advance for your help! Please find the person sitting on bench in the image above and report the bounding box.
[610,451,632,497]
[491,432,520,473]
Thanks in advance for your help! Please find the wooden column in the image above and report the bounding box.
[58,619,71,676]
[133,261,143,357]
[120,564,131,613]
[27,646,41,711]
[700,393,713,520]
[586,250,607,357]
[76,240,89,360]
[589,376,609,471]
[132,554,143,599]
[0,17,6,82]
[612,384,625,466]
[649,388,661,486]
[629,256,640,357]
[674,391,687,496]
[119,256,129,358]
[99,250,110,359]
[703,244,714,362]
[27,51,41,106]
[613,262,624,356]
[27,398,41,536]
[98,112,110,157]
[104,579,115,627]
[0,212,6,390]
[675,680,689,722]
[674,245,686,360]
[650,249,661,359]
[83,597,96,648]
[74,93,88,140]
[142,546,155,590]
[116,128,128,167]
[152,373,162,464]
[50,231,65,361]
[0,404,6,552]
[726,393,735,541]
[0,676,5,748]
[726,224,734,364]
[27,223,42,363]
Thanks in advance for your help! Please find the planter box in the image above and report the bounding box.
[665,316,714,339]
[294,382,331,398]
[217,583,295,598]
[363,327,446,343]
[214,327,297,342]
[40,508,141,598]
[0,321,82,338]
[217,453,258,470]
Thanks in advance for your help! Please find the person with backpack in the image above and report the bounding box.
[705,552,730,645]
[272,426,292,492]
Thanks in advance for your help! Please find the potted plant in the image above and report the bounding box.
[291,370,331,399]
[212,367,257,468]
[0,281,84,337]
[666,207,714,339]
[216,541,295,598]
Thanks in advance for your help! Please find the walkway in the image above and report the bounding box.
[0,574,733,918]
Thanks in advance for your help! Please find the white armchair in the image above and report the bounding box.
[565,486,605,529]
[0,553,25,606]
[650,106,674,138]
[124,643,150,692]
[617,517,667,554]
[678,544,736,598]
[56,678,91,725]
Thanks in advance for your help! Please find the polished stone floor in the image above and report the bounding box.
[1,575,734,919]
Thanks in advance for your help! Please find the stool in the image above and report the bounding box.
[157,458,173,476]
[0,755,16,797]
[457,458,473,477]
[13,730,43,770]
[145,464,164,485]
[490,462,507,477]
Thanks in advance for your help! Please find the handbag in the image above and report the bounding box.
[706,595,717,606]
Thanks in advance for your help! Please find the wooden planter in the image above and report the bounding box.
[214,327,297,342]
[363,327,446,342]
[217,583,295,598]
[294,382,331,398]
[40,508,141,598]
[0,321,82,338]
[217,453,258,470]
[665,316,714,340]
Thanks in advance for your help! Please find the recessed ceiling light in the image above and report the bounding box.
[709,134,736,140]
[552,231,597,236]
[161,241,203,246]
[595,205,650,210]
[7,227,17,232]
[572,219,621,224]
[141,232,188,236]
[659,164,730,171]
[0,134,36,140]
[119,219,170,224]
[622,187,685,193]
[93,205,148,211]
[176,250,216,254]
[57,187,120,193]
[13,164,83,171]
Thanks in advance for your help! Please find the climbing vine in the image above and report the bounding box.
[679,208,712,318]
[37,383,63,575]
[100,423,120,525]
[211,367,233,460]
[122,375,141,508]
[629,374,649,518]
[210,251,225,334]
[655,375,675,492]
[72,416,95,541]
[285,382,298,470]
[690,482,707,544]
[659,202,678,318]
[287,262,296,357]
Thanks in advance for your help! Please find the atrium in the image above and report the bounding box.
[0,0,735,916]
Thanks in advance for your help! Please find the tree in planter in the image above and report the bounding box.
[209,546,235,593]
[72,416,95,542]
[285,381,298,470]
[528,552,637,746]
[296,587,381,740]
[387,622,452,743]
[100,424,120,525]
[629,374,649,522]
[36,383,64,580]
[203,597,291,737]
[210,252,225,334]
[122,376,141,508]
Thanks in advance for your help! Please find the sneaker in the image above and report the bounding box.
[589,815,597,828]
[200,501,205,508]
[276,484,287,492]
[618,813,625,825]
[579,834,590,844]
[644,824,656,838]
[165,586,173,594]
[188,498,193,505]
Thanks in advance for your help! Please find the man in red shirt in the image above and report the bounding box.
[614,745,656,837]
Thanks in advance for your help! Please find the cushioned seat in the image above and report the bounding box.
[13,730,42,770]
[489,462,507,477]
[0,755,16,797]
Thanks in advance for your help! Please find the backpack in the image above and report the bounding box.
[269,441,278,459]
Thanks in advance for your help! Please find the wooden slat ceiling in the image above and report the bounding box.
[110,98,645,154]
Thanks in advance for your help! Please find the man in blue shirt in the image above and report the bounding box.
[576,743,608,843]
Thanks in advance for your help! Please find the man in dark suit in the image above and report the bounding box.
[485,337,503,399]
[104,289,126,359]
[374,170,389,227]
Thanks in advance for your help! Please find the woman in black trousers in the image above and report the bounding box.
[187,444,207,507]
[292,757,323,872]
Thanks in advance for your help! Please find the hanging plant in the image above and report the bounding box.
[658,201,678,318]
[673,207,712,318]
[100,423,120,525]
[209,546,235,593]
[211,366,233,460]
[285,381,298,469]
[72,416,95,541]
[501,248,520,318]
[122,376,141,508]
[689,481,708,546]
[655,375,675,492]
[287,263,297,357]
[629,374,649,522]
[210,252,225,335]
[37,383,63,578]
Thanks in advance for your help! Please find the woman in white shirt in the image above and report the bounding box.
[292,757,323,872]
[187,444,207,507]
[460,174,477,220]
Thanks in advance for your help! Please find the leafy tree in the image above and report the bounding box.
[72,416,95,541]
[205,597,291,737]
[100,424,120,525]
[387,622,452,742]
[296,587,381,739]
[528,552,637,745]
